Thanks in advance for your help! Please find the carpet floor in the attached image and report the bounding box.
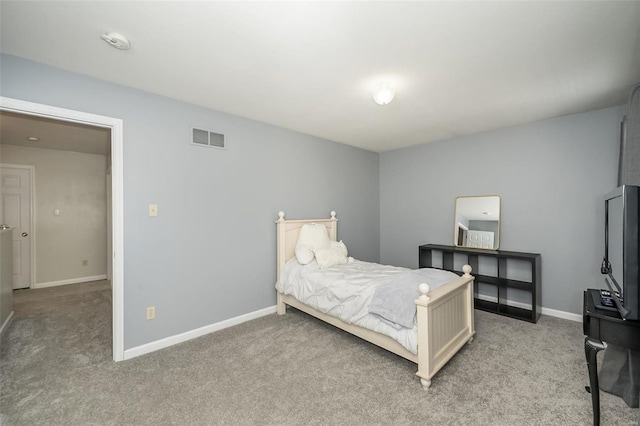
[0,281,638,425]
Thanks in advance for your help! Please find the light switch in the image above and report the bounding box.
[149,204,158,217]
[54,209,60,216]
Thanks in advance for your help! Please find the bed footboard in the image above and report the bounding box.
[414,265,475,390]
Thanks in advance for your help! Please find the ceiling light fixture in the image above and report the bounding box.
[27,136,40,141]
[373,82,395,106]
[100,32,131,50]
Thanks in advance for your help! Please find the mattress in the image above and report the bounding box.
[275,258,458,354]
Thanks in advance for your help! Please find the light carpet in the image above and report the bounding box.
[1,281,638,425]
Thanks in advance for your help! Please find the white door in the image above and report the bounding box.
[0,166,32,289]
[467,230,494,249]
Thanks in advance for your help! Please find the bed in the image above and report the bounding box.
[275,211,476,390]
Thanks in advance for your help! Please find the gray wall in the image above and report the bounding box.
[380,105,625,315]
[0,54,380,349]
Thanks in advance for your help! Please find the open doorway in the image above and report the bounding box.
[1,111,111,290]
[0,97,124,361]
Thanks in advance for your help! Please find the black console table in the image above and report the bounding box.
[583,289,640,426]
[419,244,541,323]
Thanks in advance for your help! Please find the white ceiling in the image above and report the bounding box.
[0,111,110,156]
[1,1,639,153]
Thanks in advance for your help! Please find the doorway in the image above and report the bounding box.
[0,96,124,361]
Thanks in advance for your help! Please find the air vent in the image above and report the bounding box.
[191,128,226,150]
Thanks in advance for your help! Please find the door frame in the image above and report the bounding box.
[0,96,125,362]
[0,163,36,289]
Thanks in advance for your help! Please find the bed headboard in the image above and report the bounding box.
[276,211,338,281]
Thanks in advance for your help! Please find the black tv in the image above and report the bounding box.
[601,185,640,320]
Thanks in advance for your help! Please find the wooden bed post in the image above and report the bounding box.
[415,283,432,390]
[462,265,475,343]
[414,265,475,391]
[328,211,338,241]
[276,211,287,315]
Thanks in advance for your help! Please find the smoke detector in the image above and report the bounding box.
[100,32,131,50]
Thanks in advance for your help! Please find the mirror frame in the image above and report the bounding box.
[453,195,501,250]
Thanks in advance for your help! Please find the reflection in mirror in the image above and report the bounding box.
[454,195,501,250]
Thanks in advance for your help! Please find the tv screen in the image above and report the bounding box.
[607,195,624,287]
[603,185,640,320]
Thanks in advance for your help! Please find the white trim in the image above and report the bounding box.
[123,306,277,360]
[0,311,14,335]
[0,163,36,288]
[34,274,108,289]
[539,306,582,322]
[476,293,581,322]
[0,96,125,362]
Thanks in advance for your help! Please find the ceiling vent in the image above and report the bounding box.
[191,127,226,150]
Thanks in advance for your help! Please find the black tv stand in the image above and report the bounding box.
[583,289,640,425]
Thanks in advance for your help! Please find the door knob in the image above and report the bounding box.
[22,232,28,237]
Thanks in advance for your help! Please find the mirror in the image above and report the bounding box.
[453,195,501,250]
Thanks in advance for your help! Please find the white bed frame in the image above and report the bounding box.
[275,211,476,390]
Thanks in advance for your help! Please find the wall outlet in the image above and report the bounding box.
[146,306,155,320]
[82,260,88,266]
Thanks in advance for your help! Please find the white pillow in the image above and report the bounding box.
[331,240,348,256]
[295,223,331,264]
[315,245,348,268]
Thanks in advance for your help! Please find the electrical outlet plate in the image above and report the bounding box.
[146,306,155,320]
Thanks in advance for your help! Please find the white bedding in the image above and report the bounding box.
[275,258,458,354]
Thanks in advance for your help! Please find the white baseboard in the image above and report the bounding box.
[122,294,580,362]
[476,294,581,323]
[540,306,582,322]
[0,311,14,335]
[123,305,277,361]
[34,274,107,289]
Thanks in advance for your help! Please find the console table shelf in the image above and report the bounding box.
[419,244,541,323]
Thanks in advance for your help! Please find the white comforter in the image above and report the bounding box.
[275,258,457,355]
